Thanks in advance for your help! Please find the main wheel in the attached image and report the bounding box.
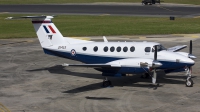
[185,78,193,87]
[141,73,150,79]
[103,80,112,87]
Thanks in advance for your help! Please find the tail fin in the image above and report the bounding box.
[6,16,68,47]
[6,15,91,47]
[31,16,66,47]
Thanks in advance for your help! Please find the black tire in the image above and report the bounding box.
[103,80,112,87]
[141,73,150,79]
[185,78,193,87]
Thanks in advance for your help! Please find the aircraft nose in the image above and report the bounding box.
[182,57,195,66]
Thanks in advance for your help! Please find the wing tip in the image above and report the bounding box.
[62,63,69,66]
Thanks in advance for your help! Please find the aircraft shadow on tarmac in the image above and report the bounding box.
[85,96,116,100]
[27,65,189,93]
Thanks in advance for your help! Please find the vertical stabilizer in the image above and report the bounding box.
[31,16,65,47]
[6,15,91,48]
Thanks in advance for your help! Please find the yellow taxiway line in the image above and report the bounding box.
[0,103,10,112]
[70,37,91,41]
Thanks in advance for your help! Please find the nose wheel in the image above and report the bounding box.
[185,67,194,87]
[102,77,112,87]
[186,78,193,87]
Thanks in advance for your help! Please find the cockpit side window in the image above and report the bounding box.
[152,48,154,52]
[145,47,151,52]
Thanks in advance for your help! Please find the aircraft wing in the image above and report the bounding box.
[62,63,121,67]
[167,45,187,52]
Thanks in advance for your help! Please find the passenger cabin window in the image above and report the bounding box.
[82,47,87,51]
[110,46,115,52]
[93,46,98,52]
[123,47,128,52]
[130,46,135,52]
[104,46,108,52]
[145,47,151,52]
[117,46,121,52]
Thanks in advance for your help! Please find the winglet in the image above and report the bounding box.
[103,36,108,42]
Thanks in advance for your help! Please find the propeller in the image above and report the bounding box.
[152,45,157,85]
[188,40,196,59]
[152,45,162,68]
[152,45,162,89]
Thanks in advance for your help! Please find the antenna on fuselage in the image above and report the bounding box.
[103,36,108,42]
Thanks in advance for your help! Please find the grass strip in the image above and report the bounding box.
[0,14,200,39]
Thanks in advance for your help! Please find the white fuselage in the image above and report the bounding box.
[44,41,194,71]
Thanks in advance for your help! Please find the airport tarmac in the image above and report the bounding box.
[0,35,200,112]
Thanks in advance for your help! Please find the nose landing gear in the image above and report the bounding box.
[185,67,193,87]
[186,78,193,87]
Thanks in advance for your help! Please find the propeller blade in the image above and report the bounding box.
[190,40,192,54]
[152,69,157,84]
[154,45,157,61]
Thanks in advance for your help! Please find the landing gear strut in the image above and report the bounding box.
[102,77,112,87]
[185,67,193,87]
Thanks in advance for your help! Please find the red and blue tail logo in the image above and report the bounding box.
[43,25,56,34]
[32,20,56,34]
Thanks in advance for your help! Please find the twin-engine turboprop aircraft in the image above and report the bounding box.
[6,16,196,89]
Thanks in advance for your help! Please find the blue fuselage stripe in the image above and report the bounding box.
[43,48,193,74]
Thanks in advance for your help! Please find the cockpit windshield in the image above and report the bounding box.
[157,44,166,51]
[152,44,166,52]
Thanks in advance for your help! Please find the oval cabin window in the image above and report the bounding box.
[123,47,128,52]
[82,47,87,51]
[93,46,98,52]
[104,46,108,52]
[130,46,135,52]
[117,46,121,52]
[110,46,115,52]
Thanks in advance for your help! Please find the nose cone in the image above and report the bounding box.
[182,57,195,66]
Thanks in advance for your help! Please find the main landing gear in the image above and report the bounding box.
[141,73,150,79]
[185,67,193,87]
[102,77,112,87]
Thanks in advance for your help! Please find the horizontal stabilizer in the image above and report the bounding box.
[5,15,55,20]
